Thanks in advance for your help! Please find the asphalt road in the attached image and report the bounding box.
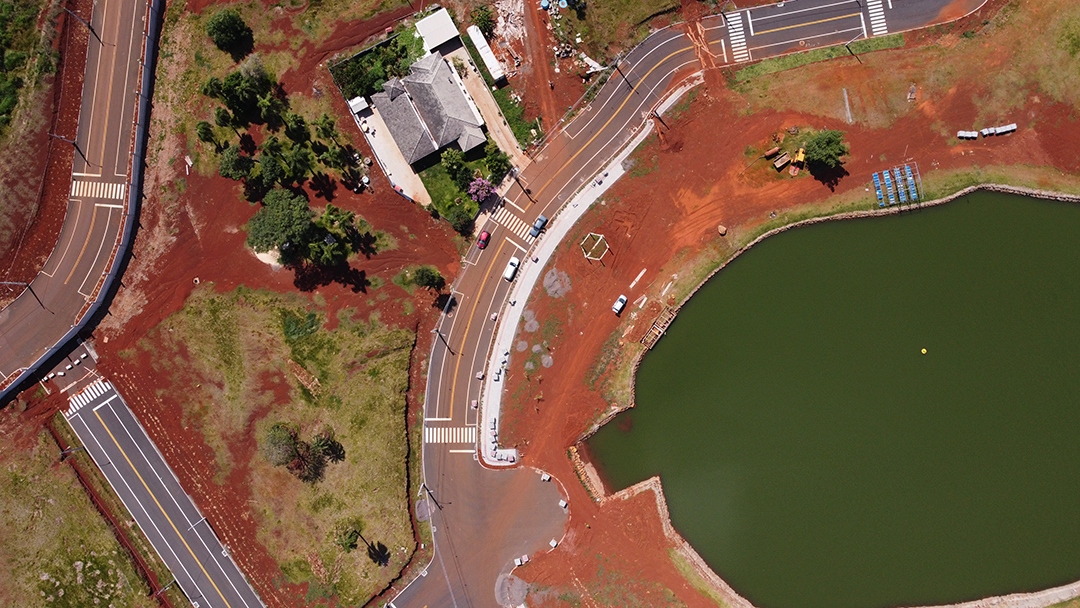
[0,0,143,389]
[395,0,981,606]
[65,379,265,608]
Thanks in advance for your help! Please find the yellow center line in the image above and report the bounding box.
[94,410,233,608]
[65,206,98,284]
[535,45,693,199]
[449,239,507,421]
[754,12,861,36]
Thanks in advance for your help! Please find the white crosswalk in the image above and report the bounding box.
[424,425,477,444]
[71,180,127,201]
[867,0,888,36]
[66,379,112,418]
[727,12,751,63]
[491,206,534,242]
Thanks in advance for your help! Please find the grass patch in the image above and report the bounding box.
[560,0,679,60]
[735,33,905,81]
[0,431,160,608]
[131,285,416,605]
[462,33,541,148]
[668,549,729,608]
[417,162,480,218]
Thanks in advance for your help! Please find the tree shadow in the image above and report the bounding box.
[291,262,369,293]
[225,30,255,63]
[432,292,457,313]
[239,133,258,155]
[367,541,391,567]
[347,229,378,259]
[809,162,850,192]
[310,171,338,201]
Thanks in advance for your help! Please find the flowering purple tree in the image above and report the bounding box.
[467,177,495,202]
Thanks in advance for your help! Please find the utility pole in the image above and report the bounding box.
[614,61,633,92]
[511,167,535,203]
[651,110,668,130]
[60,446,85,461]
[48,133,94,167]
[153,579,176,598]
[62,7,104,46]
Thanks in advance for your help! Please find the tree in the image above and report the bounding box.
[218,145,254,180]
[205,8,253,60]
[261,422,298,466]
[201,76,223,99]
[467,177,494,202]
[195,120,215,146]
[443,204,474,235]
[285,146,314,183]
[413,266,444,290]
[245,188,313,254]
[803,129,849,171]
[314,113,337,143]
[284,112,309,143]
[258,152,285,187]
[440,148,465,176]
[484,141,511,182]
[471,5,495,38]
[214,106,234,130]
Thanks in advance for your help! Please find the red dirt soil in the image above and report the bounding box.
[0,0,93,307]
[80,10,462,606]
[500,28,1080,608]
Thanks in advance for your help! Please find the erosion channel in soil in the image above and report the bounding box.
[587,191,1080,608]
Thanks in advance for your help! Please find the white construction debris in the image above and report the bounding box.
[495,0,525,43]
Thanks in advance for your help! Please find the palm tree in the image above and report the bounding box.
[195,121,216,146]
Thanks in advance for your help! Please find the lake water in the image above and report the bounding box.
[587,192,1080,608]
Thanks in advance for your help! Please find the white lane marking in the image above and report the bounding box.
[748,26,864,51]
[752,0,860,22]
[861,12,867,39]
[92,394,120,411]
[73,172,102,177]
[447,449,474,453]
[867,0,888,35]
[721,38,728,64]
[96,203,125,208]
[747,10,755,36]
[504,237,527,253]
[79,206,118,297]
[424,426,477,444]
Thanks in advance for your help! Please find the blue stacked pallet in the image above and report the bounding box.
[883,170,896,205]
[905,165,918,200]
[872,173,884,206]
[894,169,908,203]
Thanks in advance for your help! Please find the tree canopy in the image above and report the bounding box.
[413,266,444,290]
[218,145,254,180]
[205,9,253,61]
[803,129,849,171]
[471,6,495,38]
[246,188,313,255]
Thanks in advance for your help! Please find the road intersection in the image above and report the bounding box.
[398,0,983,605]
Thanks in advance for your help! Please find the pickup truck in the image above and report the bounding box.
[529,215,548,238]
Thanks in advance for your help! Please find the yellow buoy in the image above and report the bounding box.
[921,348,927,355]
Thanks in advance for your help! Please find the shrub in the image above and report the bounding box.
[205,8,253,60]
[245,188,313,255]
[471,5,495,38]
[261,423,298,466]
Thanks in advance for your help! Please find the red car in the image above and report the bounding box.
[477,230,490,249]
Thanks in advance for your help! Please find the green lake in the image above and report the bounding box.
[587,192,1080,608]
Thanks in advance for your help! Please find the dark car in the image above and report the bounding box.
[477,230,490,249]
[529,215,549,238]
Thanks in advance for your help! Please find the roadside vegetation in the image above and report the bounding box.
[551,0,678,60]
[733,34,905,82]
[461,31,542,148]
[328,28,425,100]
[0,431,158,608]
[419,141,510,233]
[132,285,415,605]
[0,0,57,134]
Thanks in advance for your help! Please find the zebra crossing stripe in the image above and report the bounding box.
[70,180,126,200]
[492,206,534,241]
[866,0,888,35]
[727,13,751,63]
[423,426,478,444]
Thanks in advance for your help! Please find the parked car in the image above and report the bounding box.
[503,257,520,281]
[529,215,549,238]
[477,230,490,249]
[612,295,628,315]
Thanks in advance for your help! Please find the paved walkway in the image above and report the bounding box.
[447,47,532,170]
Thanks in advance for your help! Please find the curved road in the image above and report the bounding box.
[396,0,981,606]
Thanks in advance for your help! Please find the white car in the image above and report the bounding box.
[612,295,628,315]
[503,257,520,281]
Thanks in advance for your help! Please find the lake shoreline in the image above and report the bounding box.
[577,183,1080,608]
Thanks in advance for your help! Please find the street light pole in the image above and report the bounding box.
[431,328,455,355]
[0,281,51,313]
[62,7,104,46]
[844,32,864,64]
[48,133,94,167]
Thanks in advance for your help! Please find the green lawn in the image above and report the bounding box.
[418,155,489,218]
[0,432,158,608]
[735,34,906,81]
[132,285,416,606]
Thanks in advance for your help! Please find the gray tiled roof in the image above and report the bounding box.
[371,52,485,165]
